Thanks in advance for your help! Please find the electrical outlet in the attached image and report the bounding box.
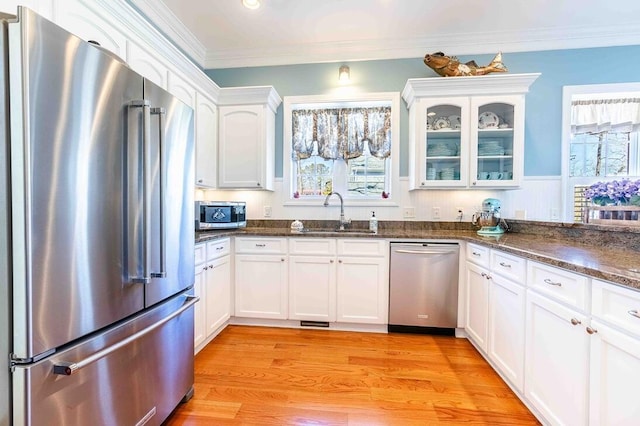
[456,207,463,220]
[432,207,441,220]
[263,206,272,217]
[403,207,415,218]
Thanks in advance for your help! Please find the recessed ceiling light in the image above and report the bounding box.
[242,0,261,9]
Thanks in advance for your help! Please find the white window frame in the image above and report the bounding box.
[561,82,640,222]
[283,92,400,206]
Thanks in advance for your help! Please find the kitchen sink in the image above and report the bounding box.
[299,228,377,236]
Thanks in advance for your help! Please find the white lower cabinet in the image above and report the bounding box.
[488,272,525,392]
[525,289,590,426]
[588,320,640,426]
[289,255,336,322]
[205,256,231,336]
[235,237,288,319]
[465,261,490,351]
[589,280,640,426]
[193,261,206,350]
[194,238,232,353]
[336,255,388,324]
[287,238,388,325]
[235,254,288,319]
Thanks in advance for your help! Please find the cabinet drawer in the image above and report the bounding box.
[289,238,336,255]
[235,237,287,254]
[527,261,589,311]
[466,243,490,267]
[491,250,526,283]
[195,243,206,266]
[207,238,230,260]
[592,279,640,337]
[337,239,387,257]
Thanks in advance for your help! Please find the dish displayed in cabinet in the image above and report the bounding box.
[433,116,451,130]
[478,111,499,129]
[427,142,458,157]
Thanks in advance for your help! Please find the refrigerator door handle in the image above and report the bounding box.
[52,295,199,376]
[128,100,152,284]
[150,107,167,279]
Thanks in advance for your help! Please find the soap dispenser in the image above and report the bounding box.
[369,211,378,234]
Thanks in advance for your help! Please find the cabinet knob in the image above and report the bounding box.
[472,181,477,186]
[338,259,342,263]
[197,179,203,183]
[330,259,334,263]
[570,318,581,326]
[257,182,261,187]
[281,258,285,262]
[586,326,598,335]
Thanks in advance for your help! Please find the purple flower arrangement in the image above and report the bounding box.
[584,179,640,206]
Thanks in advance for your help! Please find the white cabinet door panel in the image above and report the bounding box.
[589,320,640,426]
[525,289,589,426]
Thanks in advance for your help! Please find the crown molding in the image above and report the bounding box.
[218,86,282,112]
[204,23,640,69]
[401,73,541,108]
[91,0,220,101]
[126,0,206,67]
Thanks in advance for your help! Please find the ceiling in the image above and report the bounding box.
[131,0,640,69]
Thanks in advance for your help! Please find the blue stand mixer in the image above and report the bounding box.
[472,198,509,235]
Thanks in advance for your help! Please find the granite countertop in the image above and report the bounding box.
[196,225,640,291]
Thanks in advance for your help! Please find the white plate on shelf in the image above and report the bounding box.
[433,116,451,130]
[478,111,499,129]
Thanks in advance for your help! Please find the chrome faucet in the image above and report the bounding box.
[323,191,350,230]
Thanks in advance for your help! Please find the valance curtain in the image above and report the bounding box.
[292,107,392,161]
[571,98,640,134]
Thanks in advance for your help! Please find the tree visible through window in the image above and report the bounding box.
[567,94,640,221]
[290,105,392,199]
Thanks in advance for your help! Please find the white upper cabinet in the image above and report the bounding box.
[55,0,126,60]
[168,72,196,109]
[127,40,168,89]
[402,73,540,189]
[217,86,281,190]
[195,93,218,188]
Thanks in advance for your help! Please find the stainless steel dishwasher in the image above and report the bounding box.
[389,242,459,335]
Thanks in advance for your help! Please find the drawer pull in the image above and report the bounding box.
[472,252,481,256]
[586,326,598,335]
[628,309,640,319]
[216,246,224,250]
[255,243,266,247]
[570,318,581,326]
[544,278,562,287]
[499,262,512,268]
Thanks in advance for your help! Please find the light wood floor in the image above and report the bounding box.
[164,325,539,425]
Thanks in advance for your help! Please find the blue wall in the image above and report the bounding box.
[206,46,640,177]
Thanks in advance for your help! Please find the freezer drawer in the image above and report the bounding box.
[12,293,196,426]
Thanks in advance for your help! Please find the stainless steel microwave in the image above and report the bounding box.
[195,201,247,230]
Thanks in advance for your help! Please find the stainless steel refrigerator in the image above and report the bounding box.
[1,7,196,425]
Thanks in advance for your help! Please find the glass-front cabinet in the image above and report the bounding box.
[470,96,524,188]
[402,74,540,189]
[420,98,469,187]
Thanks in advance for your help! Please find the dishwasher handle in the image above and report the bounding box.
[394,249,458,255]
